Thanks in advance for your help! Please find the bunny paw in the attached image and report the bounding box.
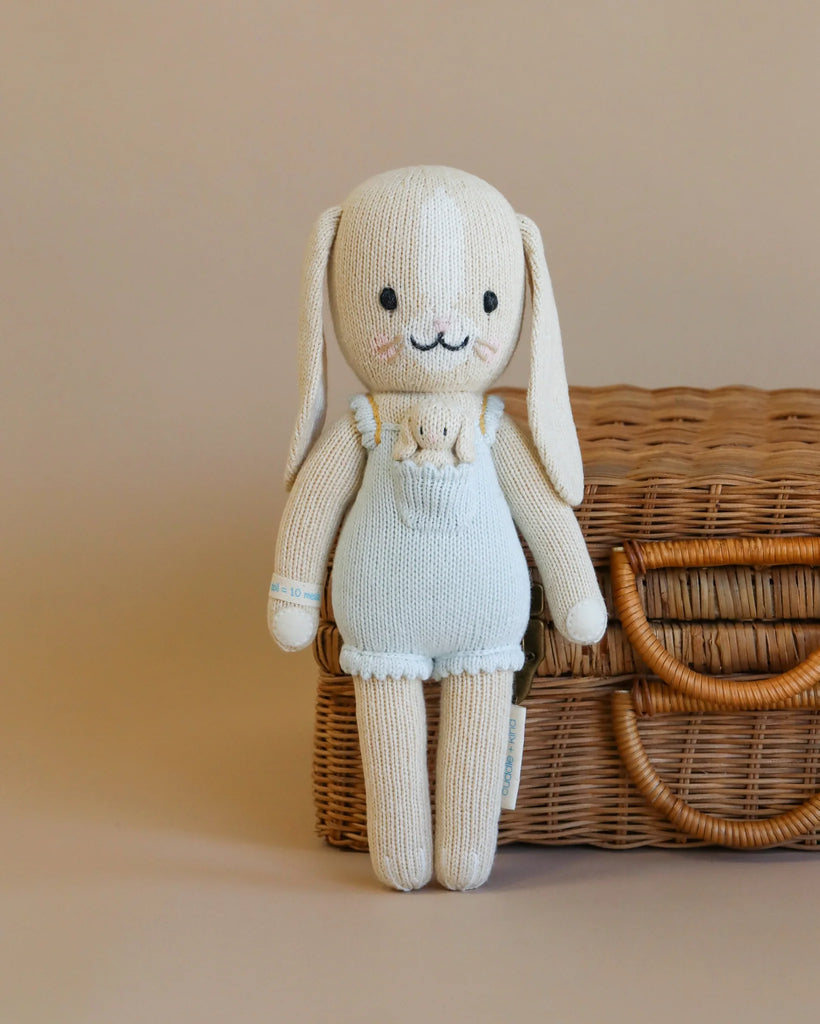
[270,605,318,651]
[565,596,607,645]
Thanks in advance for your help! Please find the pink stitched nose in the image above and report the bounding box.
[433,318,451,334]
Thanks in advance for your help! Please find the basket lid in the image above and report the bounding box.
[496,385,820,483]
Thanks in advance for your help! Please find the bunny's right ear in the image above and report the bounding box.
[454,420,475,463]
[284,205,343,490]
[518,213,584,507]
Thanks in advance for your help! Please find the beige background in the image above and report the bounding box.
[3,3,820,1022]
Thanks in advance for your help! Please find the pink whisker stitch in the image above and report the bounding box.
[375,333,403,353]
[473,337,498,362]
[376,335,402,362]
[474,337,499,353]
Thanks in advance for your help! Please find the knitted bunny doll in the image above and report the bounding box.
[269,166,606,892]
[392,397,475,468]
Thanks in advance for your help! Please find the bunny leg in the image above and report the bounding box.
[435,668,512,891]
[354,674,433,891]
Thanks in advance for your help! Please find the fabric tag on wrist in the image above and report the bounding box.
[501,703,526,811]
[269,574,322,610]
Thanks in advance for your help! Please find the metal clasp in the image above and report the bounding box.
[513,581,545,704]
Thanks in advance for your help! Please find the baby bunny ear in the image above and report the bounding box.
[518,213,584,507]
[454,422,475,463]
[392,419,417,462]
[284,205,343,490]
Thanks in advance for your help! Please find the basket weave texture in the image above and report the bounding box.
[313,386,820,850]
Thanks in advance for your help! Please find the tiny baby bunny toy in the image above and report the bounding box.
[392,397,474,467]
[269,166,607,891]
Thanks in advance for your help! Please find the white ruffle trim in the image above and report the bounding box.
[340,643,525,681]
[340,646,434,682]
[431,644,525,680]
[482,394,505,446]
[349,394,379,450]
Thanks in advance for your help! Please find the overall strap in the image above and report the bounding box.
[480,394,505,445]
[365,394,382,446]
[349,393,382,450]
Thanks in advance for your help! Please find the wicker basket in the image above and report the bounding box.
[313,386,820,850]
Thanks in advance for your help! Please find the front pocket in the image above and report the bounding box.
[391,459,478,533]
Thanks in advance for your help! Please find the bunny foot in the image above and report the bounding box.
[436,846,493,892]
[374,847,432,893]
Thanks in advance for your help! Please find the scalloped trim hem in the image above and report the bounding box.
[430,645,524,680]
[340,644,524,681]
[340,647,434,681]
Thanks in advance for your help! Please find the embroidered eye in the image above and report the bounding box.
[443,427,447,436]
[483,290,498,314]
[379,287,398,311]
[419,426,424,435]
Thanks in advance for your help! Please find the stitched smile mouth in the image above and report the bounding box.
[409,333,471,352]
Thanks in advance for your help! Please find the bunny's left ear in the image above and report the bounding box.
[392,419,418,462]
[518,214,584,507]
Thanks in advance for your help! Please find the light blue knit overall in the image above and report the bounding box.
[332,394,530,682]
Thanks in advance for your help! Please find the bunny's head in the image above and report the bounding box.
[409,401,456,452]
[285,166,583,505]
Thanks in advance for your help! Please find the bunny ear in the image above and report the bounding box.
[454,422,475,463]
[392,419,417,462]
[284,205,343,490]
[518,213,584,507]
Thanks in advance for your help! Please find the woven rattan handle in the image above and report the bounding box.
[612,687,820,847]
[611,537,820,710]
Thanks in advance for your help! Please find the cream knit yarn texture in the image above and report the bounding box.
[354,674,433,891]
[270,166,607,891]
[435,669,514,891]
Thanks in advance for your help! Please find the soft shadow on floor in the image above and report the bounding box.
[487,840,820,894]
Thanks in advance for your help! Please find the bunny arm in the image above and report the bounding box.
[492,413,607,645]
[270,412,365,651]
